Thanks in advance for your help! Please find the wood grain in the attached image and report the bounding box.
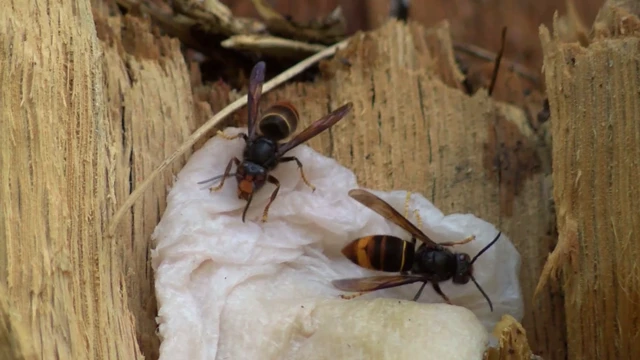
[95,11,204,360]
[0,1,143,358]
[540,2,640,359]
[1,2,204,359]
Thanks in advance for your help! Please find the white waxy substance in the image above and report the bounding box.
[151,127,523,360]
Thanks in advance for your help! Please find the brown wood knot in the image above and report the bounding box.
[482,114,542,217]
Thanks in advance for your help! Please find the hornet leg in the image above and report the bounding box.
[210,157,240,192]
[339,291,371,300]
[261,175,281,223]
[405,193,418,246]
[403,191,412,219]
[217,130,248,141]
[280,156,316,192]
[412,282,429,301]
[439,235,475,247]
[432,283,453,305]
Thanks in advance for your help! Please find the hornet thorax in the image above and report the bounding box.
[243,137,279,169]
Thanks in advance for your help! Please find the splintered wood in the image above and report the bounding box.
[1,1,142,359]
[539,3,640,360]
[1,2,202,359]
[0,284,32,358]
[95,11,202,359]
[260,20,557,359]
[484,315,535,360]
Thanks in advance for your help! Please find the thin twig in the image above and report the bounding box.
[453,41,540,86]
[488,27,507,97]
[107,38,351,236]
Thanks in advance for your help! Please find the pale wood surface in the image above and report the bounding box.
[95,8,204,360]
[540,2,640,359]
[1,1,144,358]
[1,2,202,359]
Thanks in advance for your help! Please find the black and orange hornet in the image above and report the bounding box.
[199,61,353,222]
[332,189,501,311]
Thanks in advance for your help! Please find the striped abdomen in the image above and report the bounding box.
[340,235,414,272]
[258,101,299,141]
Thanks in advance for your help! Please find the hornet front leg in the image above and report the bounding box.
[210,157,241,192]
[260,175,282,223]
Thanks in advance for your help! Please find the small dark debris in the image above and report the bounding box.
[537,98,550,123]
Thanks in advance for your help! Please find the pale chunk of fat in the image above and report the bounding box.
[151,127,524,360]
[289,300,488,360]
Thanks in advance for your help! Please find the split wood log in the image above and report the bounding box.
[539,1,640,359]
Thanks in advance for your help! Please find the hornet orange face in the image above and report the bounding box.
[235,161,267,201]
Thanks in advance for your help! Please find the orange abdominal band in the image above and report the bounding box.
[355,240,373,269]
